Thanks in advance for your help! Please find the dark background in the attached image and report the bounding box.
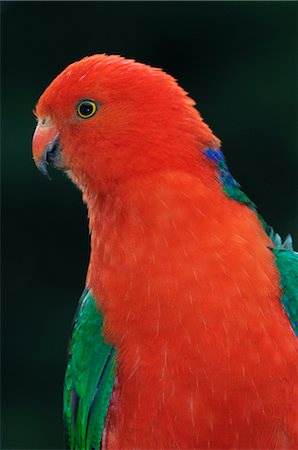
[2,1,298,448]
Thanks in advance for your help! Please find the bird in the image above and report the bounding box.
[32,54,298,450]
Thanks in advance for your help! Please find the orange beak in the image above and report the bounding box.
[32,122,62,179]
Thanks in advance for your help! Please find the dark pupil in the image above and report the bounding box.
[80,102,93,116]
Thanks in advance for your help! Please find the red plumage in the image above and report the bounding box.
[33,55,298,449]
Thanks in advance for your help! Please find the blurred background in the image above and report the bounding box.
[1,1,298,448]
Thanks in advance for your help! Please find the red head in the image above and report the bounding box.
[33,54,220,192]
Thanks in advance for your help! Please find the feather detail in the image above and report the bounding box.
[64,290,117,449]
[273,246,298,336]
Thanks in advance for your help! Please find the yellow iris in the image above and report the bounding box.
[77,100,97,119]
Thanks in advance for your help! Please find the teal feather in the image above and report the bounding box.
[63,290,117,449]
[273,246,298,336]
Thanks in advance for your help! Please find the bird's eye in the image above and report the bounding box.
[77,100,97,119]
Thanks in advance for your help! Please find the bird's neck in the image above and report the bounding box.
[84,166,223,343]
[84,160,274,336]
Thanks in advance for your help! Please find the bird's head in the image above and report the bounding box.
[33,54,220,192]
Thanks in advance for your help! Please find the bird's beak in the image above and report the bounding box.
[32,122,63,179]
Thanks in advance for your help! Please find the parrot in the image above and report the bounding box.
[32,54,298,450]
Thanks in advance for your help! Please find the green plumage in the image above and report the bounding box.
[64,289,117,449]
[273,246,298,336]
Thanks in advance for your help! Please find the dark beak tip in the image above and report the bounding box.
[36,159,52,181]
[34,134,62,180]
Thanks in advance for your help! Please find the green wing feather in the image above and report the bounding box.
[204,148,298,335]
[64,289,117,449]
[273,245,298,336]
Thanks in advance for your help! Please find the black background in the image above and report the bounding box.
[2,1,298,448]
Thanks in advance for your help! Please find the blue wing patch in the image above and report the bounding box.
[204,148,257,210]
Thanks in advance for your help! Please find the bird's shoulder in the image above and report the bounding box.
[204,147,297,335]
